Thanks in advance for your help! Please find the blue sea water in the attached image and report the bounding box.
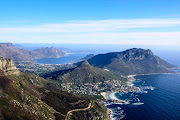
[35,53,89,64]
[106,73,180,120]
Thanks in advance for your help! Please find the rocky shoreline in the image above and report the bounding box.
[101,75,136,120]
[106,109,112,120]
[101,72,180,120]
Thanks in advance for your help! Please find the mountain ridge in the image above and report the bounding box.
[85,48,175,75]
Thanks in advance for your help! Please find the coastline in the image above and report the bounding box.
[127,72,180,83]
[100,92,112,120]
[106,109,112,120]
[101,71,180,120]
[100,75,138,120]
[126,72,180,88]
[127,72,180,77]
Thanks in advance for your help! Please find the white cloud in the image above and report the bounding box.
[0,18,180,33]
[1,32,180,46]
[0,18,180,46]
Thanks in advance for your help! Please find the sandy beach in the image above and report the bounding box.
[101,92,107,100]
[100,92,112,120]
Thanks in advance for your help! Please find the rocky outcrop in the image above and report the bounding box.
[0,56,19,75]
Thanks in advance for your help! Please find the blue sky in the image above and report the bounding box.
[0,0,180,46]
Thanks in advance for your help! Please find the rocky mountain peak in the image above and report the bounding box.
[123,48,153,55]
[78,60,91,68]
[121,48,155,61]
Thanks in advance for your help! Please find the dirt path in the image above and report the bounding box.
[65,102,92,120]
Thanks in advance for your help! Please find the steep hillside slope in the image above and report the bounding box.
[0,43,31,61]
[0,70,105,120]
[0,57,107,120]
[0,72,55,120]
[155,55,176,68]
[87,48,175,75]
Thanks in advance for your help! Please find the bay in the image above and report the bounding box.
[35,53,89,64]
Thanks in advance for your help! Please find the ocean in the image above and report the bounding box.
[106,72,180,120]
[35,53,89,64]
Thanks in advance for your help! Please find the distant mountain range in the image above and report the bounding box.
[43,48,176,84]
[27,46,66,59]
[78,48,176,75]
[0,43,66,61]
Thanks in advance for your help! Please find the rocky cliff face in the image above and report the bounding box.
[0,56,19,75]
[120,48,154,61]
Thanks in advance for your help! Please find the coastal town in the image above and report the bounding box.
[61,78,137,97]
[15,61,75,75]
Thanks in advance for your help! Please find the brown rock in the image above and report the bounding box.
[0,56,19,75]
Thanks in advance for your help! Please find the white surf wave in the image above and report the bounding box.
[132,102,144,105]
[106,92,130,105]
[107,92,119,100]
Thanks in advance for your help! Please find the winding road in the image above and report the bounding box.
[65,102,92,120]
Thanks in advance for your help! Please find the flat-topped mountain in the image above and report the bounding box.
[43,60,119,84]
[0,43,66,61]
[86,48,175,75]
